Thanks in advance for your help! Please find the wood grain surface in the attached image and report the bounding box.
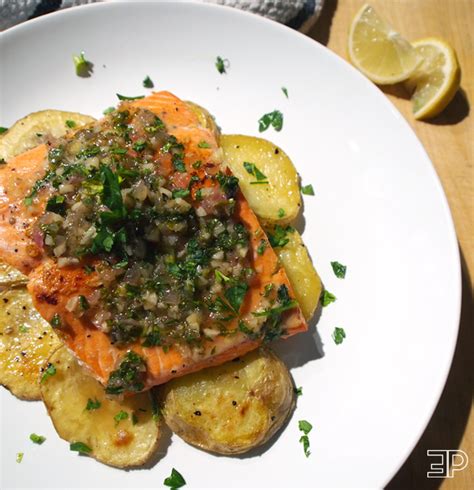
[306,1,473,488]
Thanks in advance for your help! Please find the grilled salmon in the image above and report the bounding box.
[0,92,307,393]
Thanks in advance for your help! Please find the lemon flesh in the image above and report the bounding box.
[407,38,461,120]
[348,4,422,85]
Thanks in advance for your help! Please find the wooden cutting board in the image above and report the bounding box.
[306,1,473,488]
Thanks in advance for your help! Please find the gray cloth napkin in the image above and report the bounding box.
[0,0,324,31]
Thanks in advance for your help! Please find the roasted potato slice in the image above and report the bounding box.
[220,134,301,224]
[41,346,160,468]
[0,110,95,161]
[0,262,27,287]
[267,226,322,320]
[0,287,61,400]
[161,348,294,455]
[185,101,220,141]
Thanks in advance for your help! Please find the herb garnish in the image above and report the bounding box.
[46,195,66,215]
[258,110,283,132]
[215,56,228,74]
[267,225,294,248]
[295,386,303,397]
[224,283,249,313]
[41,363,56,383]
[73,51,92,77]
[105,351,146,395]
[49,313,62,328]
[172,189,190,199]
[103,107,115,115]
[301,184,315,196]
[29,433,46,444]
[321,290,336,307]
[19,324,29,333]
[16,452,24,463]
[116,93,145,101]
[70,442,92,454]
[298,419,312,457]
[114,410,129,425]
[164,468,186,489]
[85,398,101,411]
[257,239,267,255]
[243,161,267,181]
[331,261,347,279]
[278,208,286,218]
[282,87,289,98]
[332,327,346,345]
[198,140,211,148]
[65,120,76,128]
[143,76,154,88]
[0,127,8,134]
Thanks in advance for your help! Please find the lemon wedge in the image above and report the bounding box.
[348,4,422,85]
[406,37,461,120]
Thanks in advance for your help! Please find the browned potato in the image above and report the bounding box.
[0,110,95,161]
[266,227,322,320]
[161,348,294,454]
[0,287,61,400]
[220,134,301,224]
[41,346,161,468]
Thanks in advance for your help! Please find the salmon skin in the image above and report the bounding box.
[0,91,307,393]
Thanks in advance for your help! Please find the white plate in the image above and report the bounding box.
[0,2,461,488]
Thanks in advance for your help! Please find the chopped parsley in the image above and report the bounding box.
[16,452,24,463]
[29,433,46,445]
[249,181,269,185]
[114,410,129,425]
[70,441,92,454]
[116,93,145,101]
[19,324,29,333]
[103,106,115,115]
[278,208,285,218]
[78,295,90,310]
[224,282,249,313]
[143,76,154,88]
[172,188,190,199]
[332,327,346,345]
[197,140,211,148]
[243,161,267,181]
[164,468,186,489]
[49,313,62,328]
[331,261,347,279]
[321,290,336,307]
[294,386,303,397]
[46,195,66,215]
[65,120,76,128]
[267,225,294,248]
[282,86,289,98]
[73,51,92,77]
[258,110,283,132]
[133,141,147,152]
[0,127,8,134]
[301,184,315,196]
[257,239,267,255]
[105,351,146,395]
[298,419,312,457]
[215,270,230,283]
[85,398,101,411]
[41,363,56,383]
[215,56,228,74]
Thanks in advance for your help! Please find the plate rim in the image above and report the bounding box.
[0,1,463,487]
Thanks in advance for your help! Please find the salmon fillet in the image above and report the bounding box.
[0,92,307,392]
